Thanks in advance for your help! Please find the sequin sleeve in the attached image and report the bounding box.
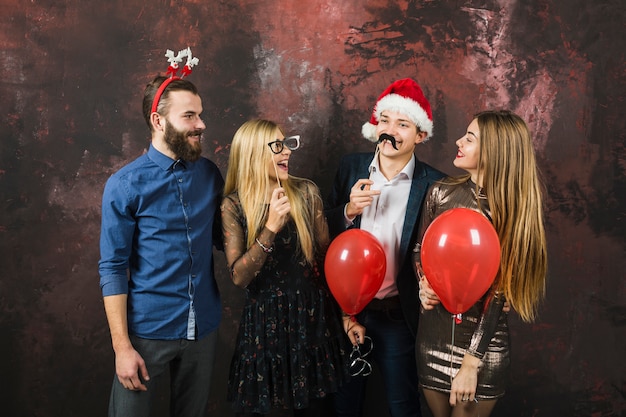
[467,293,506,359]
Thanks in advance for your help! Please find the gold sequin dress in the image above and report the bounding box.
[413,178,509,399]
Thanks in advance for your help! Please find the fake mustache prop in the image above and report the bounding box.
[377,133,398,150]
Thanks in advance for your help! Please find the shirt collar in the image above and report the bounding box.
[368,153,415,180]
[147,144,188,171]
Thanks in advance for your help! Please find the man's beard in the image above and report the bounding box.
[163,121,203,162]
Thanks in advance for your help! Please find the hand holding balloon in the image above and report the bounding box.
[416,262,440,309]
[342,315,366,346]
[421,208,501,315]
[419,270,511,313]
[418,275,440,310]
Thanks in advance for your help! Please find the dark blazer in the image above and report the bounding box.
[325,152,446,336]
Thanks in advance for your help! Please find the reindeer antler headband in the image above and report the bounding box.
[151,47,200,114]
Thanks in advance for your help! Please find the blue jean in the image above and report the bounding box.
[334,306,420,417]
[108,331,218,417]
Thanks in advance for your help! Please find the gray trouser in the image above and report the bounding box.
[108,330,218,417]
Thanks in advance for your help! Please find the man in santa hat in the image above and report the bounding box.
[326,78,446,417]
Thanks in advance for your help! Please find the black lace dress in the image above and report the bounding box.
[222,181,347,414]
[413,178,509,399]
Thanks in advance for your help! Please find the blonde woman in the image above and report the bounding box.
[413,110,548,417]
[222,119,347,416]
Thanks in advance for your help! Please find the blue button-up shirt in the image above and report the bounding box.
[99,144,224,340]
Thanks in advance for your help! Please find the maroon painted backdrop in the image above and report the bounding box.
[1,1,624,416]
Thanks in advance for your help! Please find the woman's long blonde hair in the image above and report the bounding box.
[223,119,326,263]
[453,110,548,322]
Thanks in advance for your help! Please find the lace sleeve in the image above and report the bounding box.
[308,180,330,255]
[221,194,275,289]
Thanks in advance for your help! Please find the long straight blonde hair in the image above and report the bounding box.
[223,119,326,263]
[451,111,548,322]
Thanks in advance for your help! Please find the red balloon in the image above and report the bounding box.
[421,208,501,315]
[325,229,386,316]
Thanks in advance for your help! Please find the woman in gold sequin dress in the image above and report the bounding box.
[413,110,548,417]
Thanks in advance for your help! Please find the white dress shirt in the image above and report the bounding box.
[359,153,414,299]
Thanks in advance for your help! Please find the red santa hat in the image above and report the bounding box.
[362,78,433,142]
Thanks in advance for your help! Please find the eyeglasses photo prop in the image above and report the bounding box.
[268,135,300,188]
[348,336,373,377]
[267,135,300,154]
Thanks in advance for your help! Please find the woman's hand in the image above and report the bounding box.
[418,275,441,310]
[342,315,366,346]
[449,353,481,406]
[265,187,290,233]
[418,270,512,313]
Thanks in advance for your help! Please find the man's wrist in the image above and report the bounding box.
[343,203,356,223]
[112,337,133,353]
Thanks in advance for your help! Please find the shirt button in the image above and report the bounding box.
[178,178,183,183]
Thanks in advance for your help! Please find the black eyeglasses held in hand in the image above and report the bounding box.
[267,135,300,154]
[348,336,373,377]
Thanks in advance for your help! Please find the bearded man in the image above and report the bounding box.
[98,74,224,417]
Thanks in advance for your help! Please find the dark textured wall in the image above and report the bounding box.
[1,1,624,416]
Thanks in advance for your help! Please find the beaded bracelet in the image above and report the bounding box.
[255,238,274,253]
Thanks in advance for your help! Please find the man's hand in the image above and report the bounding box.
[115,345,150,391]
[345,179,381,220]
[103,294,150,391]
